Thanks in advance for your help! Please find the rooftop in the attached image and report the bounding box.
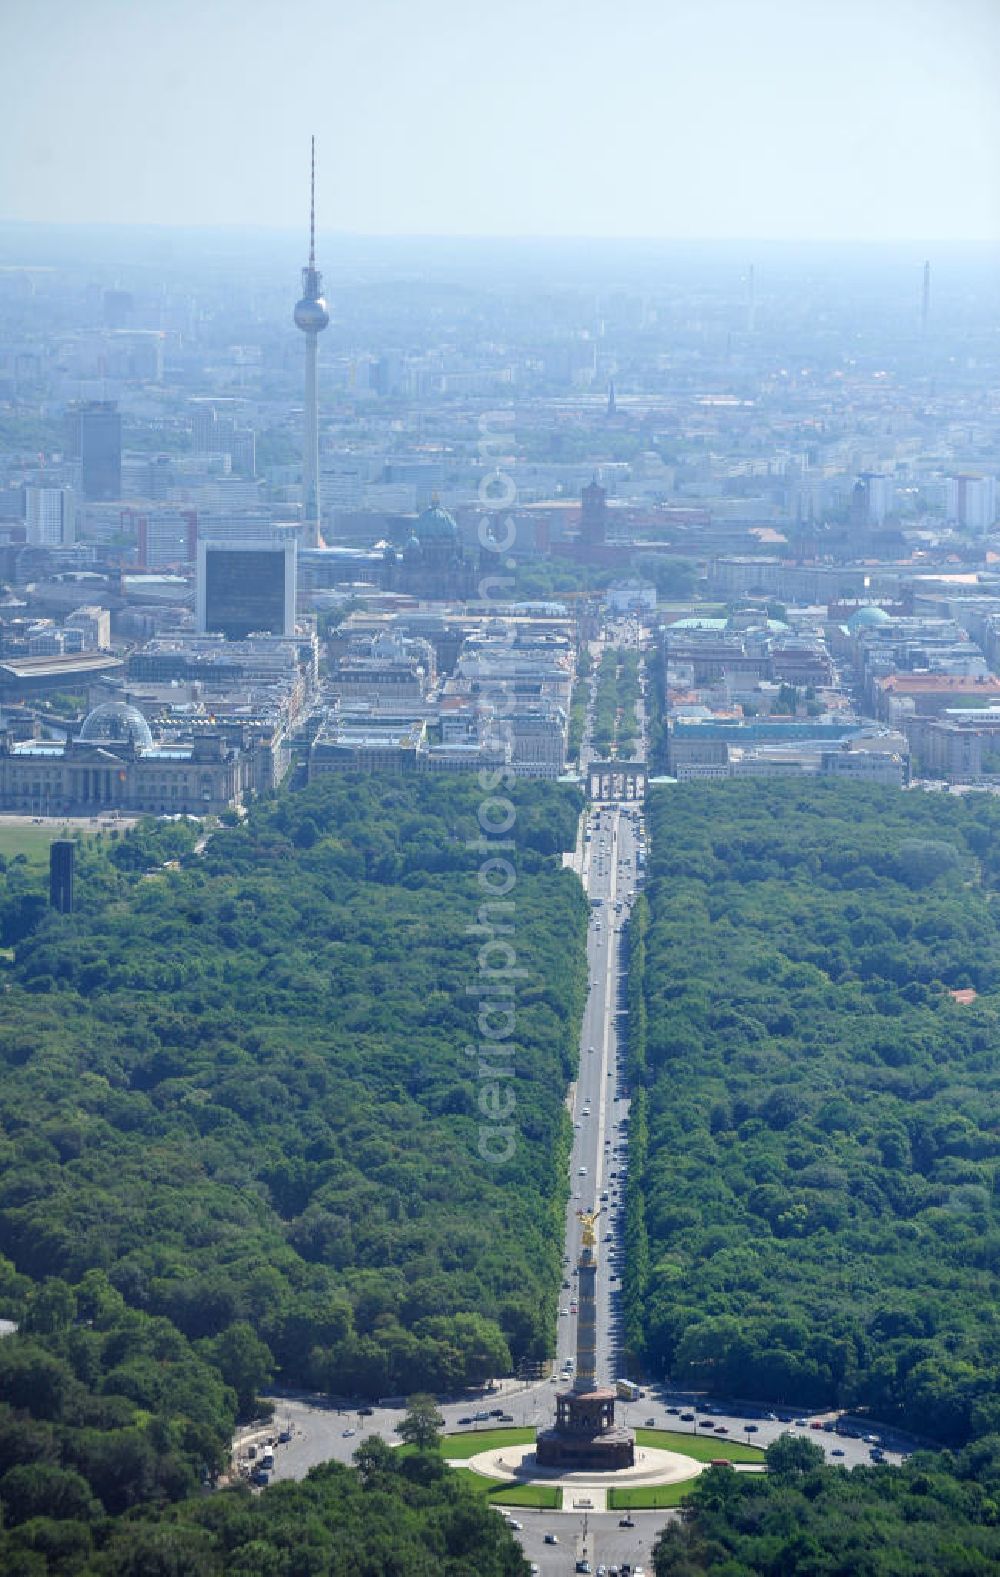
[880,674,1000,693]
[0,653,123,679]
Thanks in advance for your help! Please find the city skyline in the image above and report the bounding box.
[1,0,998,242]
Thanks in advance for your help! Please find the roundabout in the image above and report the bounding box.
[452,1438,706,1514]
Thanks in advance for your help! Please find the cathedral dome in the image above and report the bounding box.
[415,502,458,544]
[847,605,891,632]
[78,701,153,752]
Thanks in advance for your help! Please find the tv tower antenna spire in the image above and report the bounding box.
[309,134,316,267]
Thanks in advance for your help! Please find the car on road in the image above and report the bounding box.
[544,1532,559,1544]
[277,1429,291,1442]
[458,1415,473,1425]
[342,1428,355,1437]
[618,1515,635,1527]
[680,1412,695,1421]
[831,1448,845,1457]
[578,1165,588,1176]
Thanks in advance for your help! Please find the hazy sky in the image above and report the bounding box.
[2,0,999,241]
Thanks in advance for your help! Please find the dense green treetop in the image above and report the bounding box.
[631,780,1000,1445]
[0,775,585,1563]
[653,1435,1000,1576]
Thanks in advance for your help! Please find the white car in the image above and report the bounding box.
[578,1165,588,1175]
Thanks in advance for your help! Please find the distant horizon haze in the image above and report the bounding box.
[1,0,998,243]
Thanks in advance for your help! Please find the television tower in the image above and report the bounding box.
[294,137,329,549]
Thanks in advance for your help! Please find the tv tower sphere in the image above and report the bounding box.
[294,294,329,333]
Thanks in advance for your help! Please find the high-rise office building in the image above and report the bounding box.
[49,840,75,914]
[196,525,297,639]
[67,401,122,501]
[293,138,329,549]
[190,400,256,477]
[948,474,997,533]
[127,508,198,568]
[24,485,76,546]
[855,472,894,526]
[580,477,608,546]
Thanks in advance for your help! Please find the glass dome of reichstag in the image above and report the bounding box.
[78,702,153,752]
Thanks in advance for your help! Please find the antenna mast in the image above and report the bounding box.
[309,134,316,267]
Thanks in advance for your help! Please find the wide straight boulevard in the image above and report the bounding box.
[249,619,900,1574]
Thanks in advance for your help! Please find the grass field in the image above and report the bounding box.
[441,1427,536,1460]
[607,1480,698,1510]
[635,1428,764,1463]
[442,1430,560,1507]
[488,1482,561,1509]
[449,1471,561,1510]
[0,824,77,866]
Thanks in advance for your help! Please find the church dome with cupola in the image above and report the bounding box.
[415,501,459,544]
[847,605,892,633]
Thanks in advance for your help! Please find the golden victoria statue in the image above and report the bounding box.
[576,1207,601,1249]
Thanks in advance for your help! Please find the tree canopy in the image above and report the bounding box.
[653,1435,1000,1576]
[629,780,1000,1445]
[0,774,584,1565]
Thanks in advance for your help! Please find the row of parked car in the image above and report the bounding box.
[457,1405,515,1425]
